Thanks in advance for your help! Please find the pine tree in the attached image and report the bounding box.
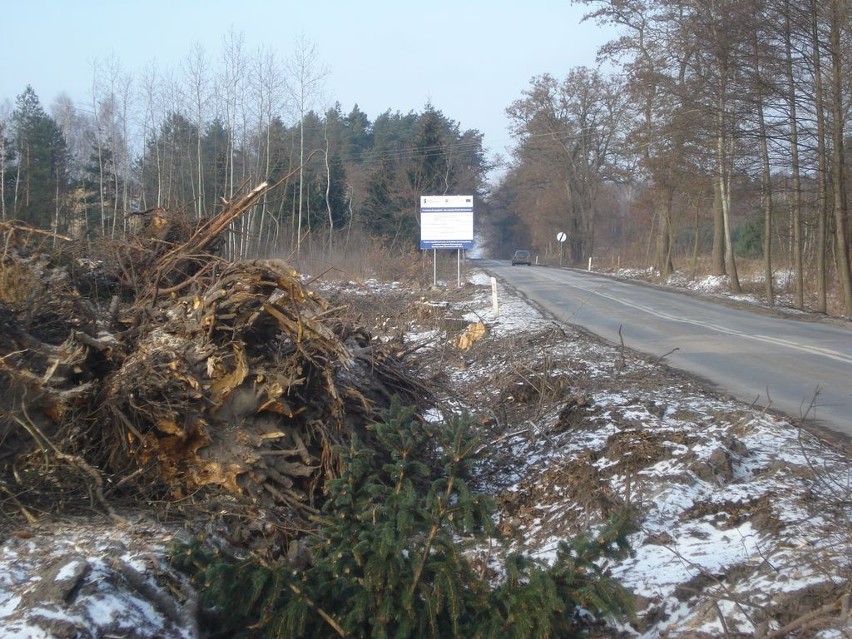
[407,106,453,199]
[363,157,407,245]
[9,86,69,229]
[173,399,637,638]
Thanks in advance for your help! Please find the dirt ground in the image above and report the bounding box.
[315,268,852,637]
[1,261,850,638]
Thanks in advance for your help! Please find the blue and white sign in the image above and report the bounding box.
[420,195,474,249]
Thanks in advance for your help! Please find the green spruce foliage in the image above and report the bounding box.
[173,399,636,638]
[8,86,69,228]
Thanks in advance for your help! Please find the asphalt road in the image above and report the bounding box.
[482,260,852,440]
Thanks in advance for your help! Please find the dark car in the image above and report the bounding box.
[511,249,532,266]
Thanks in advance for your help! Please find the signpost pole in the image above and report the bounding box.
[556,231,567,267]
[433,249,437,286]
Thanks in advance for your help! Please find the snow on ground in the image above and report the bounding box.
[1,266,849,638]
[428,268,852,637]
[0,519,197,638]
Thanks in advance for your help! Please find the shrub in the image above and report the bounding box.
[173,399,636,638]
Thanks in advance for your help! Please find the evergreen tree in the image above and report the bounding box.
[201,117,231,215]
[9,86,69,229]
[140,111,200,210]
[407,105,453,198]
[174,399,636,639]
[363,157,411,247]
[369,110,419,166]
[342,104,372,164]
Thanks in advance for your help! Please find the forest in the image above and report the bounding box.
[3,0,852,315]
[0,39,489,271]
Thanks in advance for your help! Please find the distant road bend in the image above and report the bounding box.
[483,260,852,441]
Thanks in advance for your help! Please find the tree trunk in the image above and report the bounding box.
[324,134,334,257]
[297,113,304,257]
[829,0,852,315]
[0,123,6,221]
[755,31,774,306]
[811,0,828,313]
[784,1,804,309]
[712,168,725,276]
[758,100,773,306]
[656,189,674,278]
[91,75,107,237]
[716,98,740,293]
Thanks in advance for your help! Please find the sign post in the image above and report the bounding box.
[556,231,567,267]
[420,195,474,286]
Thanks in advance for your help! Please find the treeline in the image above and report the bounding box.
[0,37,488,262]
[490,0,852,315]
[6,1,852,314]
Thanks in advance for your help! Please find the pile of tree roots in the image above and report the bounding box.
[0,183,427,548]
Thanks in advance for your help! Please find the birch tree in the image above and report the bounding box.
[247,45,286,257]
[0,103,11,221]
[89,55,133,237]
[219,29,247,258]
[285,34,328,256]
[184,42,211,220]
[139,62,165,211]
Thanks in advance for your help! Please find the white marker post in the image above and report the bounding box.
[491,277,499,318]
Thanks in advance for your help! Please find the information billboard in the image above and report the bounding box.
[420,195,474,249]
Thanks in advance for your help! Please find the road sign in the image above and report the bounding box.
[420,195,474,250]
[557,231,567,266]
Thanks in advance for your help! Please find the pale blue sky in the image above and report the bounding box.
[2,0,614,174]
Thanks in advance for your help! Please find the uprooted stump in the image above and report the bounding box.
[104,259,362,513]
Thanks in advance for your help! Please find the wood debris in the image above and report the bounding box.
[0,185,428,541]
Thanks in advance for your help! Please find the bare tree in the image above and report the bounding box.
[285,33,328,257]
[139,61,165,211]
[90,55,134,237]
[826,0,852,315]
[219,28,247,258]
[782,0,805,309]
[0,102,10,221]
[808,0,829,313]
[184,42,211,220]
[247,45,287,258]
[51,93,93,237]
[507,69,626,264]
[582,1,672,275]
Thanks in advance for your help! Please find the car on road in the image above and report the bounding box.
[511,249,532,266]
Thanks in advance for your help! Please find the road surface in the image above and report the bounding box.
[483,261,852,440]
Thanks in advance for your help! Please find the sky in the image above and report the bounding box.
[2,0,615,178]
